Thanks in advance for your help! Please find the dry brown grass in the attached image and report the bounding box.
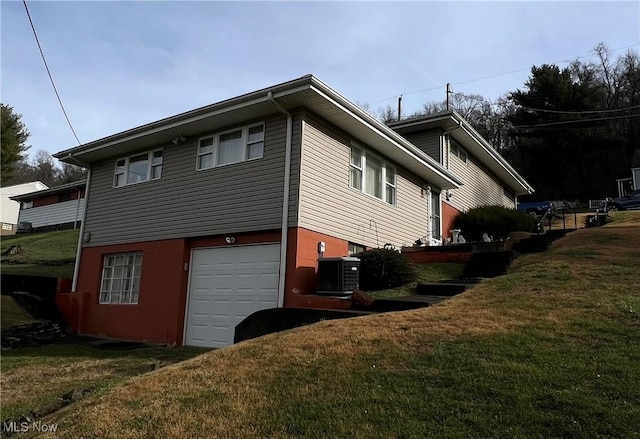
[27,212,640,438]
[1,295,38,329]
[1,359,152,416]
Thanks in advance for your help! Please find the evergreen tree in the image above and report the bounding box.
[1,104,30,185]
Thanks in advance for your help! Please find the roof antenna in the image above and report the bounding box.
[446,83,452,110]
[397,95,402,121]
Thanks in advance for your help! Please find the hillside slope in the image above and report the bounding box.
[1,229,78,278]
[34,213,640,438]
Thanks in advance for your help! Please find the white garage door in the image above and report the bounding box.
[185,244,280,348]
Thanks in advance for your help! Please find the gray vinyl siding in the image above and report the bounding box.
[298,114,429,250]
[402,131,442,163]
[18,199,85,228]
[83,114,300,246]
[446,137,516,212]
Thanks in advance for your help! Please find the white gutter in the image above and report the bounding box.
[64,154,91,292]
[458,121,534,195]
[268,92,292,308]
[308,84,462,188]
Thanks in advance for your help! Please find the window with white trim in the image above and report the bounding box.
[99,252,142,304]
[348,242,366,256]
[430,191,441,240]
[450,139,468,163]
[349,144,396,205]
[197,123,264,170]
[114,149,163,187]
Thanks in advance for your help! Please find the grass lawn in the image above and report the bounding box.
[1,295,39,329]
[1,229,79,278]
[0,343,209,421]
[20,211,639,438]
[368,262,465,298]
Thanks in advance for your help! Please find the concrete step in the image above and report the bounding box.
[469,250,515,261]
[546,229,576,241]
[462,268,507,278]
[370,296,432,312]
[512,236,551,254]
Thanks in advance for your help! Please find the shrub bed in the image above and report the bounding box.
[452,205,537,242]
[358,249,417,291]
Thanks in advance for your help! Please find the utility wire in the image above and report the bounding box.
[369,43,640,107]
[450,91,640,115]
[519,104,640,115]
[22,0,82,146]
[513,113,640,129]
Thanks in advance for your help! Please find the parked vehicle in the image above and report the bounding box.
[606,190,640,211]
[517,201,554,216]
[16,221,34,234]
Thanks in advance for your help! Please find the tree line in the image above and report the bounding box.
[3,43,638,200]
[1,103,86,187]
[377,43,640,201]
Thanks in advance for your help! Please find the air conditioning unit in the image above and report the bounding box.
[316,257,360,295]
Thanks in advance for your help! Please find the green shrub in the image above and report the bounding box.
[358,248,417,291]
[452,205,537,242]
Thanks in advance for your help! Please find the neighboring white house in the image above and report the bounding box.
[0,181,48,235]
[10,180,87,232]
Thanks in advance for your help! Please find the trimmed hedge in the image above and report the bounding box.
[452,205,537,242]
[358,248,417,291]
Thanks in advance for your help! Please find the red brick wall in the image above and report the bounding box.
[65,227,356,345]
[72,238,190,345]
[33,194,59,207]
[32,188,85,207]
[284,227,352,310]
[442,201,461,242]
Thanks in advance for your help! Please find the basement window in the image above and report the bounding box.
[99,252,142,304]
[348,242,366,256]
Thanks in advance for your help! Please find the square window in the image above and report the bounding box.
[350,144,396,205]
[196,123,265,171]
[114,150,163,187]
[99,252,142,304]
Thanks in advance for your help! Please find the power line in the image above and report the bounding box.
[520,104,640,115]
[450,90,640,116]
[513,113,640,129]
[22,0,82,146]
[369,43,640,107]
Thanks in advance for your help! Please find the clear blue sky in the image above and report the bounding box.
[2,1,639,161]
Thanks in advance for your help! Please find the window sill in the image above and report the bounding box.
[347,185,396,208]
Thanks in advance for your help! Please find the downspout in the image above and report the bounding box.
[74,185,82,229]
[268,91,292,308]
[66,154,90,292]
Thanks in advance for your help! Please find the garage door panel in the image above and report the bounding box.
[185,244,280,348]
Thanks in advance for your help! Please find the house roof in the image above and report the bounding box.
[54,75,462,190]
[0,181,48,224]
[388,110,535,196]
[10,180,86,202]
